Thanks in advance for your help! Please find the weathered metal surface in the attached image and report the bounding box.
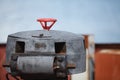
[5,29,86,79]
[17,56,54,73]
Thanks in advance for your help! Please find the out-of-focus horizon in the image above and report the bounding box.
[0,0,120,43]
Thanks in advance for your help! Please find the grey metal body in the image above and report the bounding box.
[6,30,86,79]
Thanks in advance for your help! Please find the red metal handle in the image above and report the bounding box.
[37,18,57,31]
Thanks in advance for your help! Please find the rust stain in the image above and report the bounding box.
[0,44,17,80]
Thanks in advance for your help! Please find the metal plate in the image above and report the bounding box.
[17,56,54,74]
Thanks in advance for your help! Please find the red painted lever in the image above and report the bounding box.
[37,18,57,31]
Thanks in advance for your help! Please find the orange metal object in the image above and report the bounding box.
[37,18,57,31]
[95,52,120,80]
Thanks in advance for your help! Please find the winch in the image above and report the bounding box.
[4,18,86,80]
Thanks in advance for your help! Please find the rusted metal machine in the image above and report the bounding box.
[4,18,86,80]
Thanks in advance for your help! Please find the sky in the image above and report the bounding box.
[0,0,120,43]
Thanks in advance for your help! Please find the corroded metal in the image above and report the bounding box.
[5,19,86,80]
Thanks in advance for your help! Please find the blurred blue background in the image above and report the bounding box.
[0,0,120,43]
